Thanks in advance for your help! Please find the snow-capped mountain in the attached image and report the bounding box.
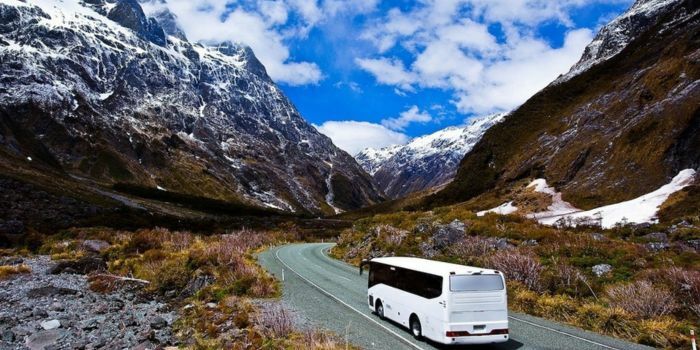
[427,0,699,214]
[0,0,383,215]
[356,113,506,199]
[555,0,684,83]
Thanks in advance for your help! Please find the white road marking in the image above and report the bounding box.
[275,246,427,350]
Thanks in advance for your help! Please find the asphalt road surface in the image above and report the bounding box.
[257,243,653,350]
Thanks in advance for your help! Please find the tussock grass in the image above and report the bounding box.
[0,264,31,279]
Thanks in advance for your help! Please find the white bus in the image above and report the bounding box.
[361,257,509,345]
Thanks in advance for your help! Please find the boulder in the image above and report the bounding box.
[179,273,214,299]
[592,264,612,277]
[81,240,110,253]
[2,329,15,342]
[589,232,608,241]
[40,320,61,330]
[27,286,78,298]
[49,257,106,275]
[641,232,668,242]
[0,257,24,266]
[149,316,167,330]
[686,239,700,251]
[645,242,670,252]
[432,220,466,249]
[494,238,513,250]
[25,329,67,350]
[520,239,538,246]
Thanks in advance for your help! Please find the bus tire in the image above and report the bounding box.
[409,315,422,340]
[375,301,385,320]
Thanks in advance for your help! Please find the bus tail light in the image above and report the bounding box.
[446,329,509,337]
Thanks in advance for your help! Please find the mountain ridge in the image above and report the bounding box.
[0,0,383,216]
[355,113,506,199]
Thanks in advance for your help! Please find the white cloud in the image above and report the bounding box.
[314,121,409,154]
[381,106,432,131]
[356,0,623,114]
[355,57,416,91]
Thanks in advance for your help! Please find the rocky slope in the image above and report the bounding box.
[0,256,177,349]
[0,0,382,216]
[355,113,505,199]
[424,0,700,215]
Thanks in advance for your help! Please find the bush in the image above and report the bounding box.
[447,236,495,258]
[484,249,543,291]
[606,280,677,318]
[257,304,295,338]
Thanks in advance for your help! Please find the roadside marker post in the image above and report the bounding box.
[691,329,696,350]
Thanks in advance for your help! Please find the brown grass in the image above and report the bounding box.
[0,264,31,279]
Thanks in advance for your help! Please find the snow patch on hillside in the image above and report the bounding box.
[526,179,582,220]
[537,169,696,228]
[477,202,518,217]
[477,169,696,228]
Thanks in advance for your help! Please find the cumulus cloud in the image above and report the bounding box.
[356,0,620,114]
[355,57,417,91]
[381,106,432,131]
[314,121,409,154]
[315,105,435,153]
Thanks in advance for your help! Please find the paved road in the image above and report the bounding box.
[258,243,652,350]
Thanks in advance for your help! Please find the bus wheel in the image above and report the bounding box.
[375,301,385,320]
[410,315,422,340]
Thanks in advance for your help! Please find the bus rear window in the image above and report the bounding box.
[450,275,504,292]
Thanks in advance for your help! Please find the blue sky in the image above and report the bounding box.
[145,0,632,154]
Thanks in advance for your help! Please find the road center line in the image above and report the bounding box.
[274,245,426,350]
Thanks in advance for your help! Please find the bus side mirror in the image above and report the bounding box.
[359,259,369,275]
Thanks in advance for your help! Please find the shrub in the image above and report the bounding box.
[123,229,163,253]
[138,255,191,292]
[0,264,31,279]
[645,267,700,307]
[257,304,295,338]
[484,249,543,291]
[606,280,678,318]
[447,235,495,258]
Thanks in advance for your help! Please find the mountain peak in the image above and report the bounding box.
[356,113,506,199]
[555,0,684,83]
[107,0,166,46]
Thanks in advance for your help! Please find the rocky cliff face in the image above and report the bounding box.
[425,0,700,211]
[0,0,383,215]
[356,113,505,199]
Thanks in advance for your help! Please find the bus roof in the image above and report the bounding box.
[371,257,498,276]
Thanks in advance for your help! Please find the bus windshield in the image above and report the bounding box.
[450,275,504,292]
